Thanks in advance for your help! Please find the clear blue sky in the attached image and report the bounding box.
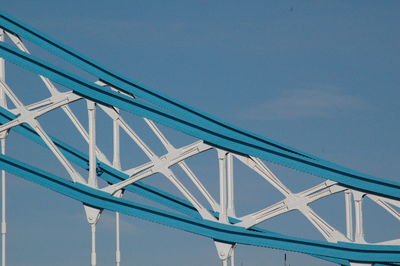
[1,1,400,265]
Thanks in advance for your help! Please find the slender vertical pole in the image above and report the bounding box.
[1,137,6,266]
[115,211,121,266]
[345,190,353,241]
[0,28,7,266]
[112,115,121,170]
[91,224,96,266]
[227,153,235,217]
[353,192,364,242]
[113,113,122,266]
[218,150,228,224]
[217,151,236,266]
[87,100,97,188]
[87,100,97,266]
[0,29,5,108]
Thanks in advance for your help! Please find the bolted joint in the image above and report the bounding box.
[84,205,102,225]
[214,240,235,261]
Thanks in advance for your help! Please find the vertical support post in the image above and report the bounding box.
[0,137,6,266]
[112,113,121,170]
[91,224,96,266]
[113,112,122,266]
[226,153,235,217]
[353,191,365,243]
[216,150,236,266]
[345,190,353,241]
[217,150,228,224]
[87,100,97,188]
[115,211,121,266]
[226,153,236,266]
[0,29,5,107]
[0,28,7,266]
[114,189,123,266]
[86,100,99,266]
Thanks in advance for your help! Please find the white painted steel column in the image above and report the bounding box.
[88,101,97,188]
[91,224,96,266]
[216,151,236,266]
[345,190,353,241]
[227,153,234,217]
[0,137,6,266]
[353,192,365,243]
[113,111,122,266]
[0,28,7,266]
[218,150,228,223]
[115,210,121,266]
[226,153,235,266]
[88,100,97,266]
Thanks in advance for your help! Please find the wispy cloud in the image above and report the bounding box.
[243,87,368,121]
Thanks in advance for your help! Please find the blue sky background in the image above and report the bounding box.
[1,1,400,265]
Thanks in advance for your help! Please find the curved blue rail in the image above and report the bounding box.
[0,10,399,265]
[0,154,399,264]
[0,42,399,201]
[0,106,355,265]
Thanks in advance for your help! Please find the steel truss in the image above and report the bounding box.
[0,10,399,266]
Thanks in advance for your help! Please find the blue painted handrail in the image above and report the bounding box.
[0,42,399,201]
[0,154,399,264]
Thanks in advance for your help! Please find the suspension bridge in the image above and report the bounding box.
[0,10,399,266]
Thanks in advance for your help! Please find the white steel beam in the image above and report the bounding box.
[97,82,218,218]
[0,28,7,266]
[0,80,85,183]
[6,31,111,165]
[97,103,156,160]
[103,141,214,220]
[218,150,228,224]
[163,168,215,220]
[301,206,347,242]
[87,100,97,188]
[112,107,123,266]
[0,135,6,266]
[114,190,123,266]
[0,91,81,133]
[234,155,291,196]
[91,223,97,266]
[367,194,400,221]
[353,191,365,243]
[237,181,344,228]
[226,153,235,217]
[345,190,354,241]
[145,119,219,212]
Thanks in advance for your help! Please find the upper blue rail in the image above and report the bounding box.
[0,24,398,200]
